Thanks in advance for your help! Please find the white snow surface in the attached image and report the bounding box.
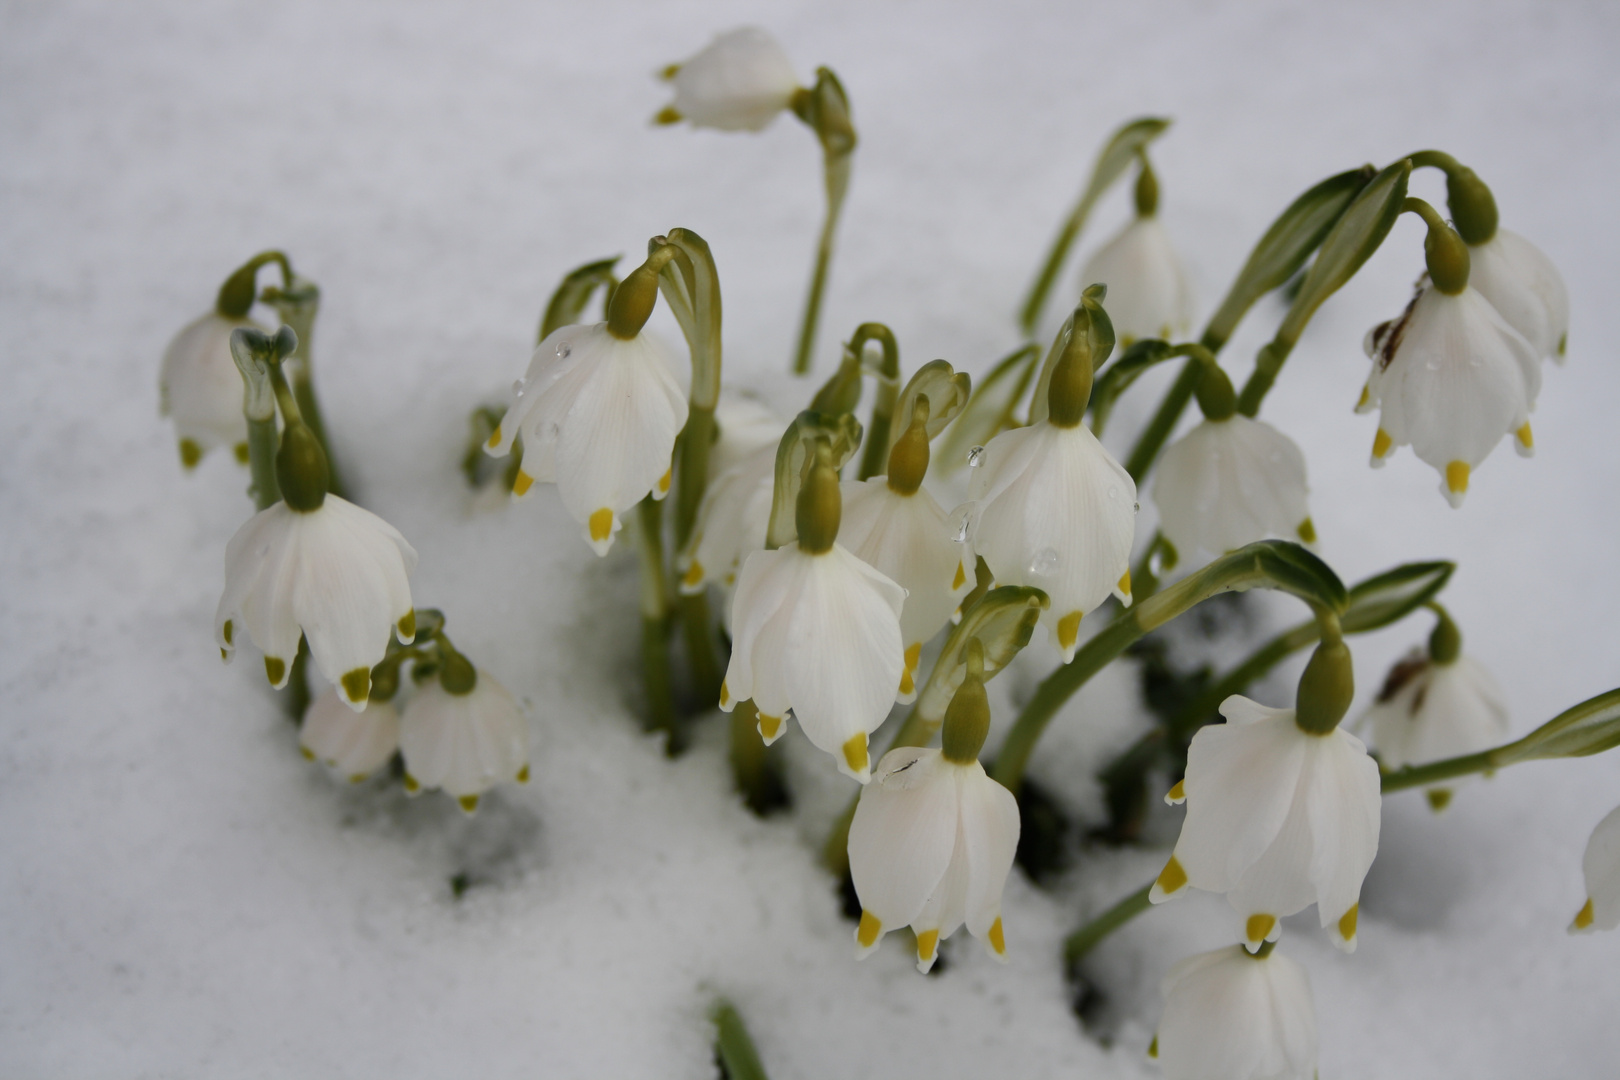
[4,1,1618,1076]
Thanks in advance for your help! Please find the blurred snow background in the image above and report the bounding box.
[2,0,1618,1076]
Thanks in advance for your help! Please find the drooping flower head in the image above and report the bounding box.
[848,642,1020,970]
[721,439,905,782]
[399,649,529,816]
[485,255,689,555]
[1152,943,1318,1080]
[300,685,400,783]
[1469,228,1569,364]
[1571,803,1620,934]
[1078,155,1190,345]
[680,440,777,608]
[655,27,803,132]
[160,311,256,469]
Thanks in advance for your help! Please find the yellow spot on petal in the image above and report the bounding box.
[1372,428,1393,459]
[233,441,250,465]
[403,773,420,794]
[1445,460,1470,496]
[758,713,782,741]
[987,916,1006,956]
[1166,780,1185,802]
[1057,611,1083,653]
[951,561,966,590]
[220,648,228,661]
[457,794,480,814]
[1297,517,1317,544]
[1516,422,1534,450]
[1425,787,1452,812]
[223,619,233,646]
[1156,855,1188,895]
[682,561,705,588]
[178,438,202,469]
[842,733,869,775]
[658,467,672,495]
[341,668,371,703]
[857,910,883,948]
[264,657,286,686]
[588,508,614,542]
[915,928,939,965]
[654,105,683,125]
[1118,569,1132,597]
[658,62,681,81]
[1246,913,1277,945]
[1357,384,1370,409]
[512,469,533,496]
[348,774,366,784]
[487,423,502,449]
[516,764,529,784]
[1573,897,1595,931]
[718,680,730,708]
[300,746,315,761]
[1337,904,1359,942]
[1147,1035,1159,1059]
[397,610,416,641]
[900,642,921,691]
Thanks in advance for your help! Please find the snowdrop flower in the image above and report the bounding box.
[1468,228,1569,364]
[1153,657,1380,952]
[839,401,975,700]
[1360,607,1509,811]
[1079,160,1190,344]
[400,658,529,815]
[970,312,1136,662]
[485,260,689,556]
[1571,804,1620,934]
[721,443,905,782]
[1152,366,1313,561]
[1152,943,1318,1080]
[215,425,417,710]
[300,687,399,783]
[680,441,776,603]
[848,644,1019,970]
[160,311,256,468]
[1358,204,1540,507]
[655,27,803,132]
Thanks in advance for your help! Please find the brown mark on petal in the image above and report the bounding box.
[1372,288,1422,371]
[1376,653,1430,706]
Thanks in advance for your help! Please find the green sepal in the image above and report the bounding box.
[885,358,971,460]
[916,586,1049,726]
[764,411,863,550]
[936,344,1040,477]
[1019,117,1172,335]
[1030,285,1115,427]
[1202,167,1375,351]
[651,229,722,409]
[1339,561,1454,634]
[538,256,620,343]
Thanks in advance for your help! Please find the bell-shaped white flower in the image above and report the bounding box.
[485,321,688,556]
[1152,944,1318,1080]
[848,746,1020,971]
[969,419,1136,663]
[1469,228,1569,364]
[679,441,776,605]
[299,687,399,783]
[215,495,417,710]
[1361,646,1509,812]
[658,27,802,133]
[1571,804,1620,934]
[1152,414,1313,562]
[399,667,529,815]
[160,312,256,468]
[1079,170,1191,345]
[721,449,905,782]
[1152,695,1381,953]
[1359,283,1540,507]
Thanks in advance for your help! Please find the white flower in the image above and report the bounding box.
[721,542,905,782]
[215,496,417,709]
[1152,415,1313,562]
[399,670,530,814]
[679,441,775,605]
[159,312,255,468]
[839,477,975,701]
[1361,650,1510,810]
[1152,944,1318,1080]
[708,392,784,480]
[1571,804,1620,934]
[486,322,688,556]
[968,420,1136,663]
[1079,218,1191,344]
[660,28,802,133]
[848,746,1020,971]
[1152,696,1381,953]
[1469,228,1569,363]
[299,688,399,782]
[1359,284,1540,507]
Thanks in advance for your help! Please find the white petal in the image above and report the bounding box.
[300,690,400,779]
[1303,729,1381,948]
[1579,804,1620,932]
[1156,945,1317,1080]
[839,479,968,660]
[847,748,959,945]
[398,673,529,800]
[1153,416,1311,561]
[957,762,1021,940]
[1470,229,1569,362]
[160,312,255,454]
[1078,217,1192,344]
[721,547,801,716]
[669,27,801,132]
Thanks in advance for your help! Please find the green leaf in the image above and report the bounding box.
[917,587,1049,724]
[1019,117,1172,335]
[936,344,1040,477]
[711,1000,770,1080]
[1340,560,1454,634]
[1508,687,1620,764]
[1251,541,1349,614]
[1202,167,1374,350]
[538,256,619,342]
[764,411,863,550]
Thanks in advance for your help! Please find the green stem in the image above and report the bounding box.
[792,152,851,375]
[729,699,777,814]
[244,414,281,512]
[635,499,679,748]
[286,640,312,723]
[851,324,901,480]
[1064,883,1152,966]
[712,999,770,1080]
[1123,358,1203,484]
[673,405,715,550]
[678,591,722,710]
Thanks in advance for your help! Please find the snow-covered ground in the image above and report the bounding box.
[3,1,1618,1076]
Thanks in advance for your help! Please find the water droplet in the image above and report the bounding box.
[967,446,986,468]
[512,379,526,398]
[947,503,976,543]
[1028,547,1059,576]
[1107,486,1119,500]
[557,342,572,359]
[1133,501,1141,513]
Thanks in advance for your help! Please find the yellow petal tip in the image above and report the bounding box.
[1572,897,1595,932]
[1057,611,1083,653]
[1445,460,1469,495]
[1246,913,1277,946]
[842,733,870,776]
[857,910,883,949]
[512,469,534,497]
[588,508,614,542]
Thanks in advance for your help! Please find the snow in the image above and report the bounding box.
[3,1,1618,1076]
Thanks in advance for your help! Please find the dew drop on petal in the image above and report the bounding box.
[1133,501,1141,513]
[947,503,977,543]
[512,379,526,398]
[1028,547,1060,576]
[1107,486,1119,500]
[966,446,986,468]
[557,343,572,359]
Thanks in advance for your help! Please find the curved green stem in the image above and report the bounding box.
[792,154,850,376]
[851,324,901,480]
[1064,883,1151,966]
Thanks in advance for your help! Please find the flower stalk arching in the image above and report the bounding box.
[849,323,901,481]
[789,67,857,375]
[260,269,347,500]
